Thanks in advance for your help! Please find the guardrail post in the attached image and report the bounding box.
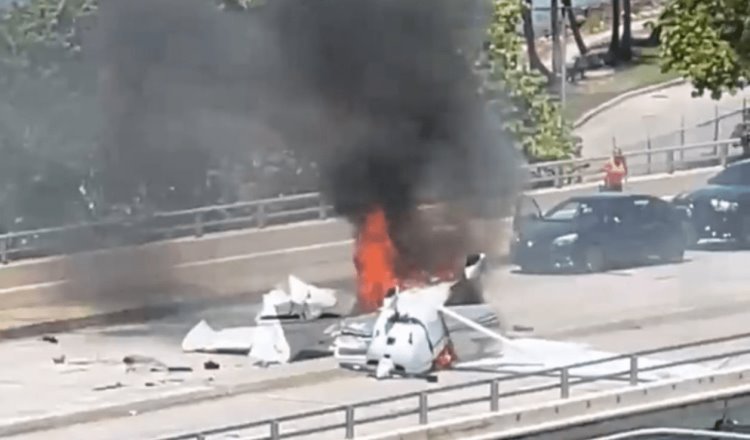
[560,368,570,399]
[667,149,675,174]
[193,212,204,238]
[713,105,720,142]
[0,236,7,265]
[345,406,355,439]
[556,165,565,188]
[629,355,639,385]
[490,379,500,412]
[256,203,266,228]
[679,115,686,162]
[418,392,428,424]
[318,198,328,220]
[270,420,280,440]
[720,142,729,167]
[646,135,653,174]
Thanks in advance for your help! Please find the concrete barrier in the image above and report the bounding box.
[360,366,750,440]
[0,168,716,320]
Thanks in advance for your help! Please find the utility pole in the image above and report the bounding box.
[550,0,561,75]
[560,4,568,111]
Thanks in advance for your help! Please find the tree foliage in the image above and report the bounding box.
[0,0,101,227]
[486,0,574,162]
[659,0,750,99]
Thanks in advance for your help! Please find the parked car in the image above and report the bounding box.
[672,159,750,245]
[511,193,690,273]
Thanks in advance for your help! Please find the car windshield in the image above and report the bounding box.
[543,200,595,221]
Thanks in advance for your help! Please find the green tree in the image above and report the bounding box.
[521,0,552,79]
[562,0,589,56]
[0,0,101,226]
[486,0,574,161]
[620,0,633,61]
[608,0,621,61]
[659,0,750,99]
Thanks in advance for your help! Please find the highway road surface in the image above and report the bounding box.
[4,245,750,439]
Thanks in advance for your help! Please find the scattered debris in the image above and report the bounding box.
[41,335,59,344]
[248,319,290,366]
[52,355,66,365]
[512,325,534,333]
[124,355,164,366]
[58,368,88,375]
[66,358,98,366]
[163,366,193,373]
[181,320,255,355]
[93,382,124,392]
[204,360,220,370]
[123,355,167,372]
[181,275,340,357]
[164,378,185,384]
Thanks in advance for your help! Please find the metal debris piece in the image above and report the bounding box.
[93,382,124,391]
[123,355,168,372]
[41,335,59,344]
[165,366,193,373]
[204,360,220,370]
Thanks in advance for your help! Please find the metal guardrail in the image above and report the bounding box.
[592,427,750,439]
[0,138,742,264]
[159,330,750,440]
[615,99,749,154]
[0,192,331,264]
[525,138,740,187]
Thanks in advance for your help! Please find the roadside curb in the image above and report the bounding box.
[0,365,347,438]
[0,305,178,341]
[573,78,688,129]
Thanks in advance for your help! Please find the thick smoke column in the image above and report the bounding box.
[264,0,520,275]
[81,0,519,303]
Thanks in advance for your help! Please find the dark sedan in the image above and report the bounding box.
[510,194,689,273]
[672,159,750,245]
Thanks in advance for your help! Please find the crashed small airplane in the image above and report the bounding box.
[327,253,506,380]
[181,254,495,370]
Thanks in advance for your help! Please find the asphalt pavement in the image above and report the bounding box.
[5,246,750,439]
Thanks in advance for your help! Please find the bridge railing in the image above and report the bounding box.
[0,138,742,264]
[590,427,750,439]
[157,330,750,440]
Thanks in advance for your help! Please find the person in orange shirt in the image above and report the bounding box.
[602,148,628,192]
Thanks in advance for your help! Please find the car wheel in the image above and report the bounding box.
[739,216,750,247]
[682,222,698,249]
[581,246,606,273]
[519,264,538,274]
[660,236,685,263]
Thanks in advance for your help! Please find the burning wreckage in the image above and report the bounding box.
[182,252,502,379]
[182,205,511,380]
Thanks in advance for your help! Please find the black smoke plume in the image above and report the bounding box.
[263,0,521,275]
[78,0,519,299]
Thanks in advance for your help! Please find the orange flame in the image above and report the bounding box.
[354,207,397,313]
[354,206,461,313]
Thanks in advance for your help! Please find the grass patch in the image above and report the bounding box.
[561,46,680,122]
